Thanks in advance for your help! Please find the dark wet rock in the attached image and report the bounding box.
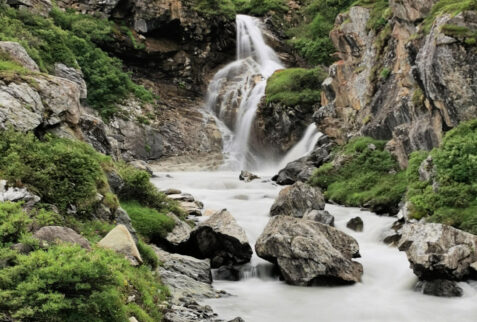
[239,170,260,182]
[347,217,364,232]
[214,265,241,281]
[189,209,252,268]
[304,209,335,227]
[270,182,325,218]
[415,279,463,297]
[33,226,91,250]
[398,223,477,280]
[255,216,362,286]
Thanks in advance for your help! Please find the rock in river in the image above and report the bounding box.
[255,216,362,286]
[398,223,477,280]
[189,209,252,268]
[270,182,325,218]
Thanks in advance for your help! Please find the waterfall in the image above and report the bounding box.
[205,15,283,171]
[278,123,322,169]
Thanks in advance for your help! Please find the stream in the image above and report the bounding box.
[152,171,477,322]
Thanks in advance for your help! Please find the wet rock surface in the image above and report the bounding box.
[270,182,325,218]
[255,215,362,286]
[415,279,463,297]
[346,217,364,232]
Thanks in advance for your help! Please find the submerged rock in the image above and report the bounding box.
[346,217,364,232]
[255,216,362,286]
[415,279,463,297]
[189,209,252,268]
[398,223,477,280]
[270,182,325,218]
[98,224,142,266]
[239,170,260,182]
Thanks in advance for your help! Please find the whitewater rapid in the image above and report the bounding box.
[152,171,477,322]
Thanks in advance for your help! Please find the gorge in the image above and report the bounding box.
[0,0,476,321]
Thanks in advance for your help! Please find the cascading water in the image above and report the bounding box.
[278,123,322,169]
[205,15,283,171]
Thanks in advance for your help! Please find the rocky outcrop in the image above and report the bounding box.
[188,209,252,268]
[270,182,325,218]
[398,223,477,281]
[33,226,91,250]
[54,63,87,99]
[274,135,334,185]
[98,224,143,265]
[0,41,40,72]
[255,215,362,286]
[0,180,40,210]
[315,4,477,167]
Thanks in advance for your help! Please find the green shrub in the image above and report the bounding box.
[137,240,160,269]
[117,163,182,216]
[265,67,327,106]
[379,67,391,80]
[310,137,406,213]
[423,0,477,33]
[0,244,167,322]
[0,129,110,213]
[0,202,31,245]
[121,201,175,243]
[0,4,154,118]
[406,120,477,233]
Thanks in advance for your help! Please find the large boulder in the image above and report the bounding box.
[33,226,91,250]
[398,223,477,280]
[415,279,463,297]
[189,209,252,268]
[0,41,39,72]
[255,216,362,286]
[270,182,325,218]
[98,224,142,266]
[346,217,364,232]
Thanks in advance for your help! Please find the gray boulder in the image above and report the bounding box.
[347,217,364,232]
[270,182,325,218]
[33,226,91,250]
[398,223,477,280]
[255,216,362,286]
[54,63,87,99]
[189,209,252,268]
[164,212,193,248]
[303,209,335,226]
[239,170,260,182]
[0,41,39,72]
[415,279,463,297]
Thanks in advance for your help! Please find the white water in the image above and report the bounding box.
[278,123,322,169]
[152,172,477,322]
[205,15,283,171]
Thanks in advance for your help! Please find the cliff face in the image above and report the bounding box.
[316,2,477,167]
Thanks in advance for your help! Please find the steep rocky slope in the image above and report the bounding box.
[315,1,477,167]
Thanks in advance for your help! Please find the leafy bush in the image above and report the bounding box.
[0,244,167,322]
[121,201,175,243]
[0,129,110,213]
[310,137,406,214]
[117,163,182,216]
[406,120,477,233]
[0,202,31,245]
[0,4,154,118]
[265,67,327,106]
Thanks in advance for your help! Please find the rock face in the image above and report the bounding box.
[270,182,325,218]
[33,226,91,250]
[255,216,363,286]
[54,63,87,99]
[274,135,334,185]
[0,180,40,209]
[315,5,477,167]
[398,223,477,280]
[98,225,143,266]
[189,209,252,268]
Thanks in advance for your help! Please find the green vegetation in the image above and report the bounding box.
[423,0,477,33]
[406,120,477,233]
[0,244,167,322]
[121,201,176,243]
[265,67,327,106]
[0,4,154,118]
[0,129,111,213]
[193,0,287,18]
[379,67,391,80]
[310,137,406,213]
[441,23,477,46]
[0,202,31,245]
[137,240,160,269]
[354,0,391,31]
